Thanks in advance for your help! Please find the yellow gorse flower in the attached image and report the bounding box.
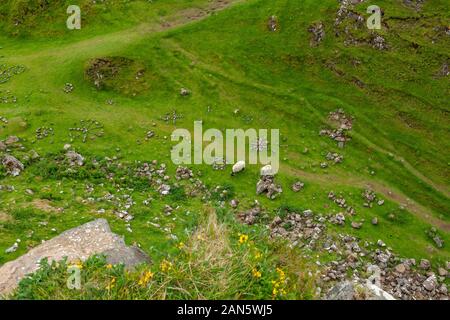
[106,277,116,290]
[160,259,173,272]
[70,261,83,270]
[176,242,185,249]
[276,267,286,281]
[252,267,262,279]
[138,270,154,287]
[272,267,288,298]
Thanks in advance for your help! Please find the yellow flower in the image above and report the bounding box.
[272,288,278,296]
[70,261,83,270]
[160,259,173,272]
[276,267,285,281]
[252,267,262,279]
[238,234,249,244]
[106,277,116,290]
[176,242,185,249]
[106,264,113,269]
[254,251,262,260]
[197,234,205,241]
[138,270,154,287]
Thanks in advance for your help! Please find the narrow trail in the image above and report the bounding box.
[282,165,450,232]
[8,0,247,62]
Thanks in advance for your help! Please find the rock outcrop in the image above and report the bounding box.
[0,219,150,296]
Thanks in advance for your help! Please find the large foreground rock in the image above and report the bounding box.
[0,219,150,296]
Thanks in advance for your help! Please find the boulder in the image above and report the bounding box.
[4,136,19,145]
[0,219,150,296]
[1,155,24,176]
[66,150,84,166]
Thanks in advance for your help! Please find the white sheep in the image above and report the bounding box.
[231,160,246,175]
[260,165,274,176]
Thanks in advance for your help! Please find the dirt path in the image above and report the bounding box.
[9,0,246,63]
[283,165,450,232]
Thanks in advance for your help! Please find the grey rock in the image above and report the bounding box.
[422,275,437,291]
[0,219,151,296]
[4,136,19,145]
[2,155,24,176]
[419,259,431,270]
[325,281,355,300]
[66,150,84,166]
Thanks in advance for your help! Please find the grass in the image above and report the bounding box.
[0,0,449,299]
[9,209,317,300]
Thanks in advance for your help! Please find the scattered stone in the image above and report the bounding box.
[158,184,171,195]
[268,16,278,32]
[308,22,326,46]
[437,61,449,77]
[292,181,305,192]
[395,263,406,274]
[256,175,282,199]
[63,83,74,93]
[66,150,84,167]
[175,166,193,180]
[36,127,54,140]
[370,34,388,50]
[331,213,346,226]
[438,267,447,277]
[144,130,155,142]
[320,109,354,146]
[230,199,239,208]
[419,259,431,270]
[371,217,378,225]
[1,155,24,176]
[4,136,19,145]
[426,227,444,248]
[180,88,190,96]
[69,119,104,143]
[0,90,17,104]
[0,64,26,84]
[270,210,325,248]
[422,275,437,291]
[351,221,362,229]
[326,152,344,163]
[238,206,261,225]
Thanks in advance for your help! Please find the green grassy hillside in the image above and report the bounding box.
[0,0,449,299]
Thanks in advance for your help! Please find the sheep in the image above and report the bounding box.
[231,160,245,176]
[260,165,274,177]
